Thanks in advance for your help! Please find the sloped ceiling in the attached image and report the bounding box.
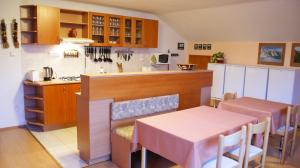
[65,0,263,14]
[66,0,300,41]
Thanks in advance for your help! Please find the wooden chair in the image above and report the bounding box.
[222,92,237,101]
[274,105,300,164]
[202,126,247,168]
[227,117,271,168]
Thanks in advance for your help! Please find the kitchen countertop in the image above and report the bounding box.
[82,70,212,78]
[24,80,80,86]
[24,70,212,86]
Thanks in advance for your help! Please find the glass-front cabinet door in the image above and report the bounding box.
[108,15,122,46]
[123,17,133,47]
[89,13,107,46]
[134,19,144,47]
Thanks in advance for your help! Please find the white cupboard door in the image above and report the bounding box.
[267,68,295,104]
[224,65,245,97]
[244,66,268,99]
[208,63,225,99]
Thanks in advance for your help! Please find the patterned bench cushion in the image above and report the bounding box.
[111,94,179,120]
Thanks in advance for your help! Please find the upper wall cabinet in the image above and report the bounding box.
[89,12,107,46]
[143,19,158,48]
[60,9,89,39]
[20,5,60,45]
[20,5,158,48]
[107,14,123,47]
[89,13,158,48]
[123,17,134,47]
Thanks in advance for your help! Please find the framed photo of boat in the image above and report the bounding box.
[257,43,286,66]
[290,43,300,67]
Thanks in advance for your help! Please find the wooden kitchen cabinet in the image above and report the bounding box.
[143,19,158,48]
[60,9,89,38]
[133,18,144,48]
[89,13,158,48]
[123,17,134,47]
[24,81,80,131]
[20,5,60,45]
[21,5,158,47]
[107,14,123,47]
[89,12,108,46]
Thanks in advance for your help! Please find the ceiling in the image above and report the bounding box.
[65,0,263,14]
[64,0,300,41]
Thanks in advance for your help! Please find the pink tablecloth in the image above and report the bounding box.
[218,97,289,134]
[132,106,257,168]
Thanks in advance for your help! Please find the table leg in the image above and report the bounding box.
[141,147,147,168]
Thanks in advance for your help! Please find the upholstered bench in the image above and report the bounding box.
[111,94,179,168]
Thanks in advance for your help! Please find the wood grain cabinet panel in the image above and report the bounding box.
[143,19,158,48]
[65,84,81,123]
[24,82,80,131]
[43,85,66,125]
[37,6,60,44]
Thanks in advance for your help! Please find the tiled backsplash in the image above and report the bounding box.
[21,44,158,78]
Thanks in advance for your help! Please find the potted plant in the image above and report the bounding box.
[211,52,224,63]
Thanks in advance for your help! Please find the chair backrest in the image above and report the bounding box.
[244,117,271,168]
[222,92,237,101]
[283,105,300,137]
[291,105,300,145]
[217,126,247,168]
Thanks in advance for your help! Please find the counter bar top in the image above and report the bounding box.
[81,70,212,78]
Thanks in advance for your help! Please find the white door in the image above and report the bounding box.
[224,64,245,97]
[244,66,269,99]
[208,63,225,99]
[267,68,295,104]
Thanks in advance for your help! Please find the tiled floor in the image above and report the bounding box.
[29,127,87,168]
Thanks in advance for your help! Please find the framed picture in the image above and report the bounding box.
[178,43,184,50]
[198,44,202,50]
[257,43,286,66]
[194,44,198,50]
[290,43,300,67]
[207,44,212,50]
[202,44,207,50]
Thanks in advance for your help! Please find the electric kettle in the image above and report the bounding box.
[43,67,53,81]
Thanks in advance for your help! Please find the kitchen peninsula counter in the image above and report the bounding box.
[77,70,213,164]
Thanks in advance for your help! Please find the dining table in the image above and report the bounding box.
[132,106,257,168]
[218,97,290,134]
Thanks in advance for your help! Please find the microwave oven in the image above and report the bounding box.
[152,53,170,64]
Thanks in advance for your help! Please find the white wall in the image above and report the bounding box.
[0,0,187,128]
[0,0,24,128]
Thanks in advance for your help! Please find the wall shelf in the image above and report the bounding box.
[60,9,89,38]
[27,118,45,127]
[60,21,88,25]
[25,95,44,101]
[25,107,44,114]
